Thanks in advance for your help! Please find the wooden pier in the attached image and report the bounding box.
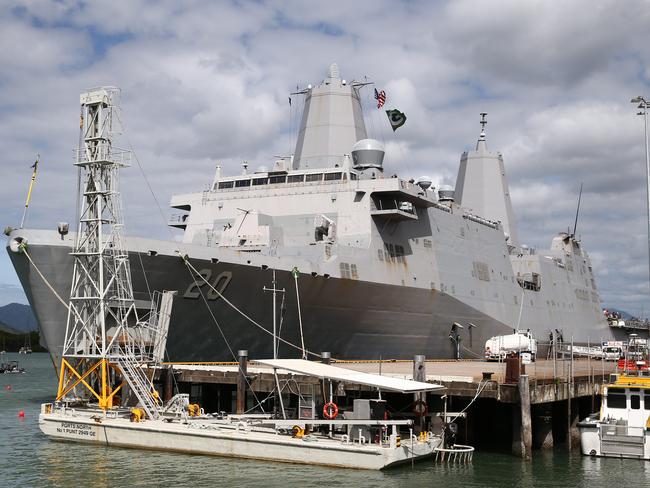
[151,356,617,460]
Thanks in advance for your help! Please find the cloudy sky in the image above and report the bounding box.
[1,0,650,316]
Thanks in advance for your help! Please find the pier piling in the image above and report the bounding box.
[513,374,532,460]
[413,355,426,433]
[236,350,248,414]
[163,365,174,403]
[156,355,615,458]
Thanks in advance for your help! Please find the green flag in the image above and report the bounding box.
[386,109,407,131]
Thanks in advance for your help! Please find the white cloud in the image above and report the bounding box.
[2,0,650,317]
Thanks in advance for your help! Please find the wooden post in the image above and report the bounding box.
[517,374,532,460]
[163,364,174,403]
[413,355,426,433]
[237,350,248,415]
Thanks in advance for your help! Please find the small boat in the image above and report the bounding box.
[1,360,26,374]
[579,340,650,460]
[18,334,32,354]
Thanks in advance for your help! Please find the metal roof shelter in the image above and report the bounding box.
[256,359,444,393]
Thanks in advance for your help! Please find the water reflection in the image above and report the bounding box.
[2,354,649,488]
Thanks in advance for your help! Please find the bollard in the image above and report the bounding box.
[237,350,248,415]
[321,352,331,365]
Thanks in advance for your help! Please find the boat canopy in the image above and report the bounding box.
[256,359,443,393]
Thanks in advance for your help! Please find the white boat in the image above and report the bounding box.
[40,359,444,470]
[579,365,650,460]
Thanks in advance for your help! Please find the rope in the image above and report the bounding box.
[135,251,152,298]
[182,260,265,411]
[448,379,489,423]
[181,255,322,358]
[20,247,84,327]
[460,344,483,359]
[293,268,306,359]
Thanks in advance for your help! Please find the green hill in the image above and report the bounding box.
[0,330,46,353]
[0,320,20,334]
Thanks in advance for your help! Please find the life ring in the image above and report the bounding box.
[413,399,428,417]
[323,401,339,419]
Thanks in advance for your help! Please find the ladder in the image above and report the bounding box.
[116,355,160,420]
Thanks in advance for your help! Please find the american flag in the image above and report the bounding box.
[374,88,386,109]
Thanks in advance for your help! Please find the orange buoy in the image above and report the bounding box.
[18,410,25,418]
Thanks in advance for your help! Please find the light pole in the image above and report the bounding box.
[631,96,650,298]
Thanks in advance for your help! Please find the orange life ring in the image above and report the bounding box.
[323,401,339,419]
[413,399,428,417]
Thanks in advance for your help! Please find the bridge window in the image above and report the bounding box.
[269,175,287,184]
[606,389,626,409]
[218,181,234,189]
[235,179,251,187]
[306,173,323,182]
[324,172,342,181]
[288,174,304,183]
[252,178,267,186]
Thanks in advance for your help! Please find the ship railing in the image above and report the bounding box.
[600,424,645,438]
[462,212,500,230]
[74,145,132,166]
[431,201,452,213]
[483,340,618,387]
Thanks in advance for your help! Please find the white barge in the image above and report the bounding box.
[39,406,439,470]
[40,358,444,470]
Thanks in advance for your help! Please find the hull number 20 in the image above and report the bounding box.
[183,269,232,300]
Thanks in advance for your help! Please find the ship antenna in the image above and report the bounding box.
[572,182,583,237]
[479,113,487,139]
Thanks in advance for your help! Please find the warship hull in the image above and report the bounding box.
[6,66,631,365]
[7,229,623,365]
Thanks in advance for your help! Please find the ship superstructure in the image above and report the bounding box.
[7,64,620,365]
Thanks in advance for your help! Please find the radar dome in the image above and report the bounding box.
[417,176,432,191]
[351,139,385,170]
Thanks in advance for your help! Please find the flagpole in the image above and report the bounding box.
[20,155,40,229]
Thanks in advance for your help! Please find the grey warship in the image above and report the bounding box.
[7,63,620,365]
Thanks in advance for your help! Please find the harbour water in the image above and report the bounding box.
[1,353,648,487]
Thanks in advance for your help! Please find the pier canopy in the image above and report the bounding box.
[256,359,443,393]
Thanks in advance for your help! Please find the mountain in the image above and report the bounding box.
[0,303,38,332]
[0,320,20,334]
